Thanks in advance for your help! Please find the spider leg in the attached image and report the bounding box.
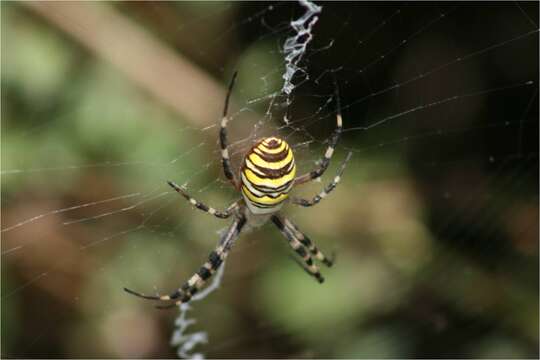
[167,180,239,219]
[220,71,240,189]
[295,78,343,185]
[124,216,246,308]
[290,151,352,208]
[271,215,324,283]
[282,217,335,267]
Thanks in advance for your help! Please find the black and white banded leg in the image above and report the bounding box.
[168,180,238,219]
[295,80,343,185]
[220,71,239,189]
[291,151,352,207]
[271,215,324,283]
[124,216,246,309]
[282,217,334,267]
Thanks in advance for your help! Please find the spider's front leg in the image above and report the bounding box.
[271,214,325,283]
[124,216,246,309]
[281,217,335,267]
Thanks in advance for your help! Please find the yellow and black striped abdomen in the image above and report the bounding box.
[241,137,296,214]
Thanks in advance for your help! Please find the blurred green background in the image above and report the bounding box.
[2,2,538,358]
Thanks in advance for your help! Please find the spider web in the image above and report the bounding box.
[2,1,538,358]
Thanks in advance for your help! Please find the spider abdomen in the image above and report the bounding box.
[241,137,296,214]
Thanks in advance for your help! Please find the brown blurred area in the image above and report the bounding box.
[2,2,538,358]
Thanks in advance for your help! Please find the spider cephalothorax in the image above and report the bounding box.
[125,72,351,309]
[241,137,296,214]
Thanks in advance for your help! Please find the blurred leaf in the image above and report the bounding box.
[337,326,412,358]
[2,4,73,103]
[257,253,407,346]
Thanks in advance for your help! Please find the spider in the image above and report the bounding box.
[124,71,352,309]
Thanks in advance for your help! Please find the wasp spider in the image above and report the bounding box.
[124,72,352,309]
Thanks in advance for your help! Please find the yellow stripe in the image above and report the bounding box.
[242,186,289,205]
[249,148,293,170]
[243,166,296,188]
[244,158,266,176]
[257,140,288,154]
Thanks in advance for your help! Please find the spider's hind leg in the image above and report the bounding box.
[294,78,344,185]
[219,71,240,189]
